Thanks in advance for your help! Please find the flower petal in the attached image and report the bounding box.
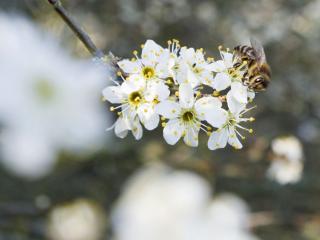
[163,119,184,145]
[195,49,205,63]
[205,108,228,128]
[131,119,143,140]
[114,117,129,138]
[220,51,234,68]
[228,127,243,149]
[207,60,227,72]
[121,108,137,127]
[120,79,143,95]
[183,125,200,147]
[186,68,200,88]
[176,62,188,85]
[179,83,195,109]
[102,86,123,104]
[155,49,171,78]
[194,96,222,120]
[226,91,246,115]
[213,72,231,91]
[208,128,228,150]
[137,103,154,121]
[141,40,163,66]
[143,113,159,130]
[199,69,214,86]
[125,74,146,91]
[231,82,248,104]
[137,103,159,130]
[117,59,140,74]
[155,100,181,119]
[145,81,170,102]
[180,47,195,65]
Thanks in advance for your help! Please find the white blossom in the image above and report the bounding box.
[103,72,169,138]
[209,49,255,103]
[156,83,221,147]
[207,93,255,150]
[177,47,214,87]
[117,39,170,82]
[156,39,181,84]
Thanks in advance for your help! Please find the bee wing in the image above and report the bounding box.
[250,37,266,63]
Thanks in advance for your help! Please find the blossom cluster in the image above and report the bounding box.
[103,39,257,150]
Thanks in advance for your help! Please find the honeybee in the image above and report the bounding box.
[234,38,271,91]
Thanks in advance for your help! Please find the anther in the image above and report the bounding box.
[213,90,220,97]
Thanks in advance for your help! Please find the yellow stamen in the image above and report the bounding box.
[213,90,220,97]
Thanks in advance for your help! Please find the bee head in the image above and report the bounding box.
[252,74,270,91]
[260,64,272,78]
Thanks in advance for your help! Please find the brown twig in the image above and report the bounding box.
[46,0,119,69]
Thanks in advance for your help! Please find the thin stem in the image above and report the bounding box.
[47,0,104,59]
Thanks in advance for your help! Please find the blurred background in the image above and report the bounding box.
[0,0,320,239]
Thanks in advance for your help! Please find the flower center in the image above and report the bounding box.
[182,111,195,122]
[192,64,203,74]
[193,67,203,74]
[229,118,237,126]
[128,91,143,106]
[228,68,241,80]
[142,67,155,79]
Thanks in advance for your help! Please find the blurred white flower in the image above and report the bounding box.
[271,135,303,162]
[0,129,56,178]
[267,136,304,184]
[0,14,110,178]
[47,199,106,240]
[112,164,259,240]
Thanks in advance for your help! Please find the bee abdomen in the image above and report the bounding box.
[234,45,256,59]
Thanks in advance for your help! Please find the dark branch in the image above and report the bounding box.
[47,0,104,58]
